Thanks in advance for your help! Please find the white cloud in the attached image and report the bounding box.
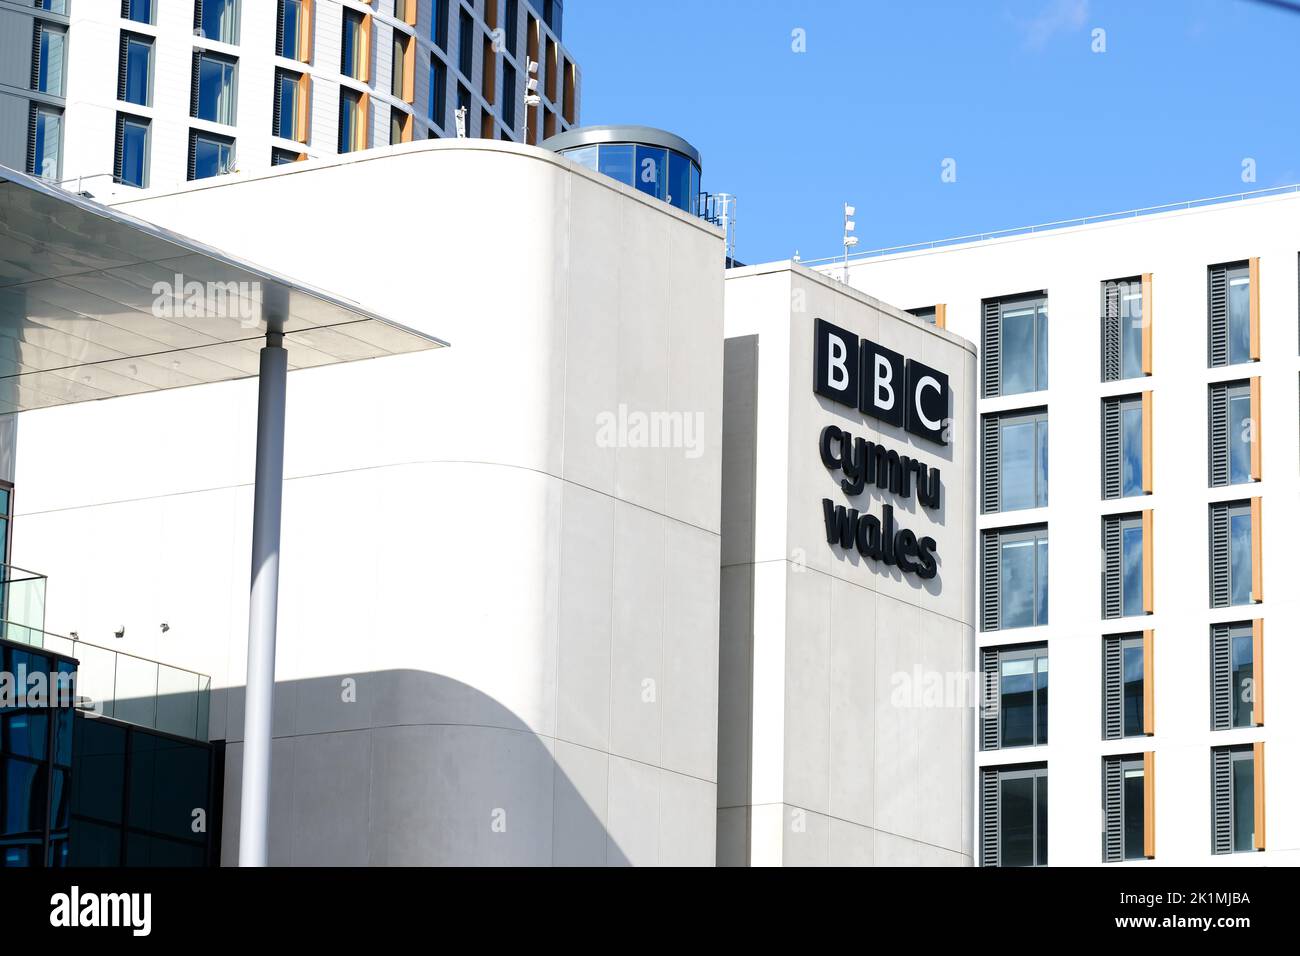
[1016,0,1090,51]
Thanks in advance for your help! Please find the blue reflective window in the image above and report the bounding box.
[1000,528,1048,629]
[666,151,692,212]
[1228,507,1252,605]
[199,0,239,44]
[1000,299,1049,395]
[1227,268,1250,365]
[341,9,365,79]
[999,410,1048,511]
[634,145,667,201]
[195,53,237,125]
[279,0,303,59]
[564,145,597,171]
[123,36,152,106]
[597,144,634,186]
[125,0,154,24]
[1,757,44,837]
[37,25,67,97]
[276,72,298,139]
[999,646,1047,747]
[118,117,149,188]
[1,712,48,761]
[1121,519,1143,616]
[1120,280,1144,379]
[1120,399,1143,497]
[1227,388,1251,484]
[191,132,233,180]
[1230,628,1253,728]
[1232,751,1254,852]
[1122,638,1144,736]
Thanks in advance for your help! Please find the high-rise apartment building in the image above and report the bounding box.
[824,188,1300,866]
[2,0,579,197]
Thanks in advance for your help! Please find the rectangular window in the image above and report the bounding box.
[1208,380,1254,486]
[1209,261,1254,367]
[1102,755,1148,862]
[435,0,450,50]
[981,409,1048,514]
[502,62,516,131]
[981,525,1048,632]
[123,0,155,23]
[114,114,150,188]
[272,68,309,142]
[277,0,309,61]
[980,764,1047,867]
[26,105,62,181]
[1101,394,1146,499]
[982,294,1048,398]
[391,30,414,102]
[1210,622,1257,730]
[394,0,417,25]
[429,56,447,129]
[271,147,301,165]
[338,88,367,153]
[504,0,518,55]
[1101,277,1148,381]
[458,7,474,78]
[979,644,1047,750]
[1102,513,1146,619]
[1211,746,1259,854]
[33,21,67,98]
[196,0,240,45]
[457,82,470,116]
[192,51,237,125]
[1209,500,1254,608]
[341,8,369,81]
[188,130,234,180]
[1102,633,1149,739]
[119,33,153,106]
[907,306,938,325]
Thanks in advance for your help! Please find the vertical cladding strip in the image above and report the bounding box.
[1141,273,1153,376]
[981,530,999,632]
[980,767,998,866]
[1102,282,1120,382]
[981,414,1000,514]
[1209,504,1229,608]
[1102,515,1121,619]
[297,73,312,143]
[980,647,999,751]
[934,303,947,330]
[1249,377,1262,481]
[1250,497,1262,603]
[1251,619,1264,726]
[1102,755,1122,863]
[1102,635,1122,741]
[1253,742,1266,851]
[1143,751,1155,859]
[1142,510,1154,615]
[1210,624,1231,731]
[1248,257,1261,362]
[1211,747,1232,855]
[1208,265,1228,368]
[982,300,1001,398]
[1209,383,1228,487]
[1102,397,1120,499]
[1142,629,1155,736]
[1141,392,1153,494]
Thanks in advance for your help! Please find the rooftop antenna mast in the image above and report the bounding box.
[842,202,858,281]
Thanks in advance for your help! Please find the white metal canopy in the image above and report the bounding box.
[0,165,445,413]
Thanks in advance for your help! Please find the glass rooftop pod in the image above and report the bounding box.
[542,125,703,216]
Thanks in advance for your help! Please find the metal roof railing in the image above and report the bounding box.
[800,183,1300,268]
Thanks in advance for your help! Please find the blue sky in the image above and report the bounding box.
[566,0,1298,264]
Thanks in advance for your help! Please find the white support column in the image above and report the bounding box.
[238,332,288,867]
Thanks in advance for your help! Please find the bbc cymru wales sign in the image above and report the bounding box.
[812,318,947,580]
[813,318,950,445]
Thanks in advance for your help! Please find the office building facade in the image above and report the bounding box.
[829,189,1300,866]
[5,0,579,197]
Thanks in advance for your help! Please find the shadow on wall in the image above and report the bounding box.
[192,670,632,867]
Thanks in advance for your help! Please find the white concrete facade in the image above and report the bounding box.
[44,0,578,198]
[5,140,721,865]
[831,192,1300,866]
[718,263,977,866]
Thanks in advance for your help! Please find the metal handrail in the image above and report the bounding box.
[799,183,1300,267]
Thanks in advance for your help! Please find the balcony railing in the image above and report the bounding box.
[2,565,210,741]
